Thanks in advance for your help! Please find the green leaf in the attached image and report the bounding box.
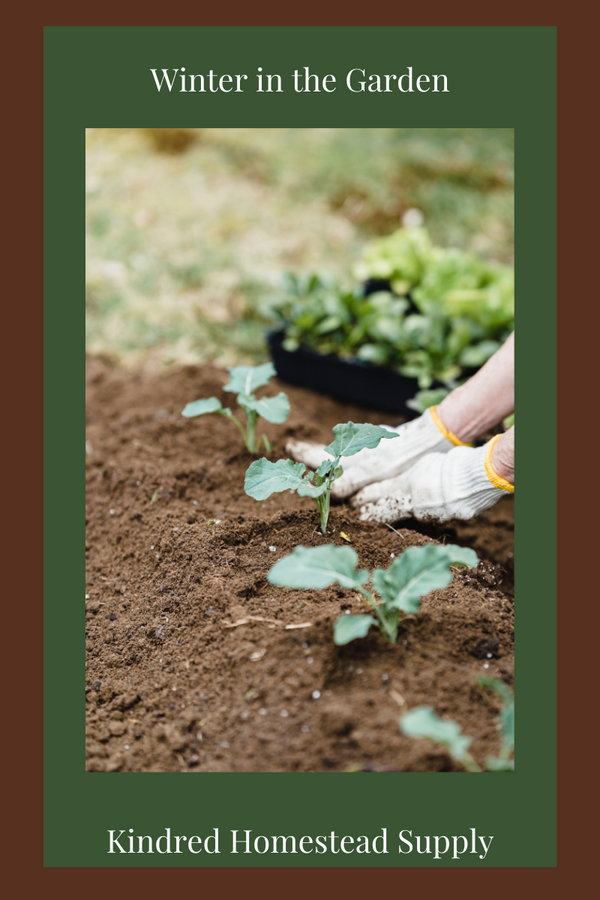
[334,614,377,645]
[355,344,390,365]
[182,397,222,417]
[316,458,336,478]
[244,458,306,500]
[459,340,501,368]
[478,676,514,753]
[238,392,290,424]
[400,707,472,762]
[224,362,276,396]
[373,543,477,614]
[500,702,514,752]
[315,314,343,334]
[296,480,328,499]
[406,387,451,415]
[324,422,399,459]
[267,545,369,590]
[444,545,479,568]
[485,757,514,772]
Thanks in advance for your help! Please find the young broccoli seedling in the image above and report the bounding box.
[400,676,514,772]
[182,362,289,455]
[267,542,477,644]
[244,422,398,534]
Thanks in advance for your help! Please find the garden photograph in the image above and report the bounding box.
[85,127,515,774]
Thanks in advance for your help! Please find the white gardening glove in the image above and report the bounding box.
[286,407,468,499]
[354,435,514,523]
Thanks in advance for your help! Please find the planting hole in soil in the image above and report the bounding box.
[86,357,514,773]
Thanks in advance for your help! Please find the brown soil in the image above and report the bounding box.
[85,357,514,773]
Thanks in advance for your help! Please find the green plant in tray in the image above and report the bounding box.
[245,422,398,534]
[182,362,289,455]
[270,227,514,390]
[267,541,477,645]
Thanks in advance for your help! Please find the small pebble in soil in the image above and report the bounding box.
[192,500,198,506]
[356,669,363,675]
[110,509,115,515]
[258,708,267,715]
[240,711,248,719]
[302,643,308,648]
[124,745,129,750]
[269,546,276,552]
[151,546,154,550]
[311,691,321,700]
[280,710,288,717]
[301,725,310,733]
[136,481,141,486]
[307,658,313,664]
[483,663,489,669]
[85,594,89,599]
[390,553,395,558]
[347,665,354,672]
[382,674,389,681]
[221,742,230,749]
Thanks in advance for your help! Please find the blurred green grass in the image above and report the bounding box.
[86,128,513,370]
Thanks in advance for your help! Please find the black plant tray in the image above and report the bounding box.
[267,330,425,416]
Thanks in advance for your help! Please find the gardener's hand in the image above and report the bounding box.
[286,407,467,499]
[354,433,514,523]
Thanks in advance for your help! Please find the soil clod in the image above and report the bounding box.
[86,358,514,772]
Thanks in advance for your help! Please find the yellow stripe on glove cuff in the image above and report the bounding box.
[430,406,472,447]
[484,434,515,493]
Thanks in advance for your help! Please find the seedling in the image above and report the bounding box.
[477,676,514,770]
[245,422,398,533]
[182,363,289,455]
[400,676,514,772]
[267,541,477,644]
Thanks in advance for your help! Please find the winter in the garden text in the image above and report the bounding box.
[150,67,449,94]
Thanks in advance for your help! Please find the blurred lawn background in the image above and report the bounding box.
[86,128,514,372]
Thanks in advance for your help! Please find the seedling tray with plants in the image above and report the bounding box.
[85,357,514,773]
[267,226,514,415]
[268,329,451,415]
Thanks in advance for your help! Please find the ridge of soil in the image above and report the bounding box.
[85,357,514,773]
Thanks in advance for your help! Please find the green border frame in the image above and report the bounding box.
[44,25,556,867]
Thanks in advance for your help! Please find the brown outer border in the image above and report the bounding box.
[11,7,578,894]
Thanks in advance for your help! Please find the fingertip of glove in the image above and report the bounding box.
[285,439,308,459]
[358,505,372,522]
